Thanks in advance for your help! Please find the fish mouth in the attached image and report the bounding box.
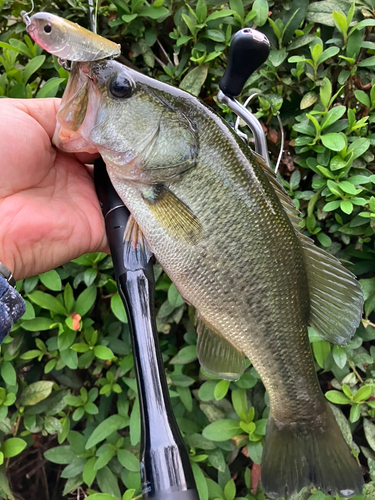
[53,62,100,154]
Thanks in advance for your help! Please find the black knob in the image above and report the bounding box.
[219,28,270,98]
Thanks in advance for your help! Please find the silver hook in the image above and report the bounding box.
[21,0,34,25]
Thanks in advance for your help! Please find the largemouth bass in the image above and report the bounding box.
[53,60,364,499]
[22,12,120,61]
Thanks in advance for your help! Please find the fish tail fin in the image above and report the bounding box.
[261,405,363,499]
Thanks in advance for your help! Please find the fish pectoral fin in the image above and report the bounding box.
[196,315,245,381]
[123,215,153,271]
[141,184,202,244]
[300,233,363,345]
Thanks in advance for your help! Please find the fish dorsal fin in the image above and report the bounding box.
[251,151,363,345]
[252,151,302,232]
[299,233,363,345]
[141,184,203,244]
[196,314,245,381]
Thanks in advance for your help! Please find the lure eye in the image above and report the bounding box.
[43,24,52,34]
[108,76,133,99]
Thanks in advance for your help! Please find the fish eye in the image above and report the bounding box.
[108,75,133,99]
[43,23,52,34]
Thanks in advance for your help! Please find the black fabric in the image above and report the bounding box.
[0,277,26,343]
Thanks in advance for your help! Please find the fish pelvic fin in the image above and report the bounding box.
[123,215,153,271]
[141,184,203,244]
[196,314,245,381]
[261,405,364,499]
[252,151,363,345]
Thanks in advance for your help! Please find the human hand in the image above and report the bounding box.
[0,98,108,280]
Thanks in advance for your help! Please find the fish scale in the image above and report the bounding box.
[54,59,364,498]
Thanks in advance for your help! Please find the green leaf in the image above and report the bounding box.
[94,345,115,361]
[300,91,318,109]
[117,449,139,472]
[86,415,128,449]
[323,200,341,212]
[252,0,269,26]
[224,479,236,500]
[202,419,242,441]
[340,200,353,215]
[196,0,207,23]
[191,462,209,500]
[111,293,127,323]
[75,286,97,317]
[338,181,357,195]
[205,29,226,43]
[83,457,97,486]
[139,6,170,19]
[348,138,370,159]
[332,11,348,36]
[232,388,248,419]
[312,340,330,368]
[205,10,234,22]
[21,317,55,331]
[333,345,347,369]
[168,283,184,308]
[87,495,118,500]
[130,398,141,446]
[123,490,136,500]
[39,270,62,291]
[170,345,197,364]
[2,438,26,458]
[122,14,138,22]
[28,291,67,315]
[355,90,371,108]
[353,385,373,402]
[229,0,244,20]
[325,390,351,405]
[19,381,54,406]
[247,440,263,465]
[0,361,16,386]
[96,466,121,498]
[23,55,46,84]
[214,380,230,401]
[320,78,332,109]
[350,404,361,423]
[44,446,76,464]
[364,418,375,452]
[321,106,346,130]
[317,232,332,247]
[180,64,208,97]
[321,133,345,151]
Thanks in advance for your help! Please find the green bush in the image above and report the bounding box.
[1,0,375,499]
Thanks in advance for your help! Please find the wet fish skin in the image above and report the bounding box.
[24,12,120,61]
[53,60,364,498]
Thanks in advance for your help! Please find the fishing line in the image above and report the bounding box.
[234,92,285,173]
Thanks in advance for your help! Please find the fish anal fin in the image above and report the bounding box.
[142,184,202,244]
[299,234,363,345]
[196,315,245,381]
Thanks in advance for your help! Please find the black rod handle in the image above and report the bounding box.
[94,159,199,500]
[219,28,270,97]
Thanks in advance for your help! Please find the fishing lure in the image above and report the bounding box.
[22,8,120,64]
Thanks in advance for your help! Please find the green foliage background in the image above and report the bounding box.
[1,0,375,499]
